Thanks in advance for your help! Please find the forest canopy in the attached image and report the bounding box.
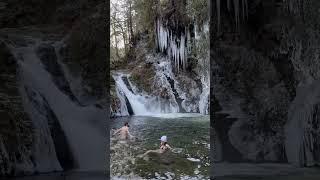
[110,0,208,63]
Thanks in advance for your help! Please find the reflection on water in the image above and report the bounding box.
[219,175,320,180]
[110,114,210,179]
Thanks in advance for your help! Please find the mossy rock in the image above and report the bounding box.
[129,62,155,94]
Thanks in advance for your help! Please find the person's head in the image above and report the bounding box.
[124,122,129,127]
[160,135,167,144]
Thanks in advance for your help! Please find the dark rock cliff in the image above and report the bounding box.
[0,41,34,175]
[212,0,320,166]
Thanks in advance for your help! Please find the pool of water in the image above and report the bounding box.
[110,114,210,179]
[0,171,106,180]
[214,163,320,180]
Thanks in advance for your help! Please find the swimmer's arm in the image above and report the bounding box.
[113,128,121,135]
[127,129,135,138]
[167,144,172,150]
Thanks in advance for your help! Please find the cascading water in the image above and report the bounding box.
[8,37,107,172]
[112,73,150,115]
[199,77,210,115]
[112,72,179,116]
[113,83,130,116]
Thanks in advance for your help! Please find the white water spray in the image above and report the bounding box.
[112,73,179,116]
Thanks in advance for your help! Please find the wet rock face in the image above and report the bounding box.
[36,43,78,103]
[0,42,34,175]
[213,45,291,162]
[212,0,320,164]
[176,74,202,112]
[63,4,107,102]
[0,0,105,28]
[285,81,320,167]
[36,44,60,75]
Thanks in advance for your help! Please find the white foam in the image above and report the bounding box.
[187,158,201,162]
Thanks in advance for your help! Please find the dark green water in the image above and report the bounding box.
[110,113,210,179]
[219,174,320,180]
[214,163,320,180]
[0,171,106,180]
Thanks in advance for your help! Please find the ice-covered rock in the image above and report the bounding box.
[285,81,320,167]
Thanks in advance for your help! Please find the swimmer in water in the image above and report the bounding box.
[140,135,172,157]
[113,122,134,140]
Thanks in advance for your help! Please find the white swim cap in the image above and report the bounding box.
[160,135,167,142]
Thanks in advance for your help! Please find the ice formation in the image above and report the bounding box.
[156,19,189,72]
[216,0,248,31]
[285,81,320,167]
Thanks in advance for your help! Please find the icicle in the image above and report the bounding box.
[233,0,240,30]
[242,0,245,21]
[158,19,161,50]
[166,29,168,49]
[160,23,164,51]
[157,19,160,50]
[216,0,221,33]
[155,21,158,50]
[180,34,183,70]
[181,34,186,70]
[155,19,190,72]
[244,0,248,20]
[227,0,231,11]
[187,27,191,54]
[194,24,198,41]
[176,39,179,71]
[185,38,188,70]
[157,19,168,53]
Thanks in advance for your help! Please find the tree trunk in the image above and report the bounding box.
[127,20,131,44]
[128,1,134,42]
[112,22,120,60]
[120,26,127,54]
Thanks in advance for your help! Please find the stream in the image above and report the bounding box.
[110,114,210,179]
